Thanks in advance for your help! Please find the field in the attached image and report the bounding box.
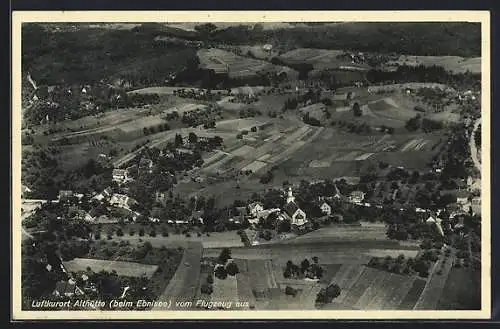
[198,48,297,79]
[63,258,159,278]
[278,48,370,71]
[385,55,481,74]
[111,230,245,249]
[436,267,481,310]
[153,242,203,310]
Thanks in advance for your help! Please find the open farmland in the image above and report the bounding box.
[153,242,203,310]
[385,55,481,74]
[63,258,159,278]
[278,48,371,71]
[198,48,297,79]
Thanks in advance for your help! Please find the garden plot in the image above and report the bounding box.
[380,274,416,309]
[397,278,427,309]
[353,270,392,309]
[400,138,430,152]
[63,258,159,278]
[215,118,267,132]
[266,141,307,164]
[330,264,367,304]
[341,266,382,307]
[241,160,268,173]
[211,275,239,306]
[231,145,256,157]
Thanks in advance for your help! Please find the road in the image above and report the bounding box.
[469,118,481,173]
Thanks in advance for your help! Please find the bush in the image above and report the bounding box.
[226,261,239,276]
[129,229,135,236]
[285,286,297,297]
[139,228,145,237]
[200,283,213,295]
[206,274,214,284]
[116,229,124,237]
[149,229,157,237]
[161,230,169,237]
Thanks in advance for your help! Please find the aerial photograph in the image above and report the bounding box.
[19,20,483,313]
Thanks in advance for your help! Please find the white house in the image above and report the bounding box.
[320,202,332,216]
[349,190,366,204]
[109,194,137,210]
[282,187,308,226]
[112,169,129,184]
[248,202,264,218]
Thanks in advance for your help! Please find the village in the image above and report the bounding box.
[19,21,483,312]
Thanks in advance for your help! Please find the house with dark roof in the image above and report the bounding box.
[282,187,307,226]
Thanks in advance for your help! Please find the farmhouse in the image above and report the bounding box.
[93,187,113,201]
[282,187,308,226]
[109,194,137,210]
[248,202,264,218]
[112,169,129,184]
[58,190,74,201]
[349,190,366,204]
[320,201,332,216]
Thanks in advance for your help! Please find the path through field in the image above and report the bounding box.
[152,242,203,310]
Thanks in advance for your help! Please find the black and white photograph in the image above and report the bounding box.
[11,11,491,320]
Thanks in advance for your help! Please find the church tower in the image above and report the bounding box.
[286,187,295,204]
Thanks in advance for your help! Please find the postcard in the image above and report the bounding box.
[11,10,491,320]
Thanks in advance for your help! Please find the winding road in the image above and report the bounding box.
[469,118,481,173]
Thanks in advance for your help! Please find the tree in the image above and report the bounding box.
[116,229,124,237]
[139,228,145,237]
[218,248,232,264]
[226,261,239,276]
[285,286,298,297]
[188,132,198,144]
[352,102,362,117]
[200,283,213,295]
[174,133,183,147]
[316,283,341,304]
[300,259,311,274]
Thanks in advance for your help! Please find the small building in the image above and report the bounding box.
[471,196,481,216]
[112,169,128,184]
[320,202,332,216]
[349,190,366,204]
[58,190,74,202]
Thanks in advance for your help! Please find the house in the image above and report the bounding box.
[139,157,154,172]
[349,190,366,204]
[320,202,332,216]
[471,196,481,216]
[248,202,264,218]
[109,194,137,210]
[282,187,308,226]
[190,210,204,225]
[93,187,113,201]
[112,169,128,184]
[58,190,74,201]
[155,191,168,205]
[53,279,84,298]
